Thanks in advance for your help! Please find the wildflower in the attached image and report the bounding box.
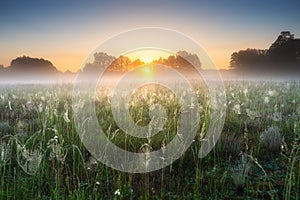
[246,109,259,120]
[114,189,121,196]
[264,96,270,104]
[47,137,65,163]
[26,100,33,110]
[96,181,100,185]
[53,108,58,117]
[38,103,43,113]
[268,90,275,96]
[63,109,70,123]
[86,156,98,168]
[0,142,10,163]
[233,104,241,115]
[243,88,248,96]
[8,101,12,110]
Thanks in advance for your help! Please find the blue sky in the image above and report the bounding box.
[1,0,300,71]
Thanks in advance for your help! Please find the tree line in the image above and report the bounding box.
[230,31,300,73]
[84,51,201,74]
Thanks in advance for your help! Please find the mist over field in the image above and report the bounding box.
[1,0,300,198]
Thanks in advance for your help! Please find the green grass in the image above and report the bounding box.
[0,81,299,199]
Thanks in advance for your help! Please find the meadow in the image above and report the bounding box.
[0,80,299,199]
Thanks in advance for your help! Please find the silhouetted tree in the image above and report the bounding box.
[83,51,202,74]
[93,52,115,68]
[268,33,300,68]
[83,52,115,73]
[163,55,177,67]
[0,56,62,82]
[177,50,201,69]
[131,59,144,68]
[154,51,202,71]
[8,56,58,73]
[230,31,300,73]
[109,56,131,72]
[230,48,267,70]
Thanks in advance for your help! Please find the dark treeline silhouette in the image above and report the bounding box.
[230,31,300,74]
[153,50,201,73]
[0,56,74,83]
[7,56,58,74]
[0,51,201,83]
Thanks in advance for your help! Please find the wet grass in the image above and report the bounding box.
[0,81,299,199]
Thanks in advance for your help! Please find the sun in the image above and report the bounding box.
[140,57,153,64]
[139,64,155,79]
[142,66,151,73]
[125,49,172,64]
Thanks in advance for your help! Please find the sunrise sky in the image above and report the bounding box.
[1,0,300,72]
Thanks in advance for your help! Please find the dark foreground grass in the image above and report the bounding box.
[0,81,299,199]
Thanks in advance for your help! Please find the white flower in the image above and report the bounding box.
[38,103,43,113]
[96,181,100,185]
[0,143,10,162]
[26,100,33,110]
[8,101,12,110]
[233,104,241,115]
[63,110,70,123]
[268,90,276,97]
[114,189,121,195]
[264,96,270,104]
[246,109,259,120]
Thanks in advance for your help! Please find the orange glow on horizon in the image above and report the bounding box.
[126,49,173,64]
[0,51,231,72]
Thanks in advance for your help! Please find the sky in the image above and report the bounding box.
[1,0,300,72]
